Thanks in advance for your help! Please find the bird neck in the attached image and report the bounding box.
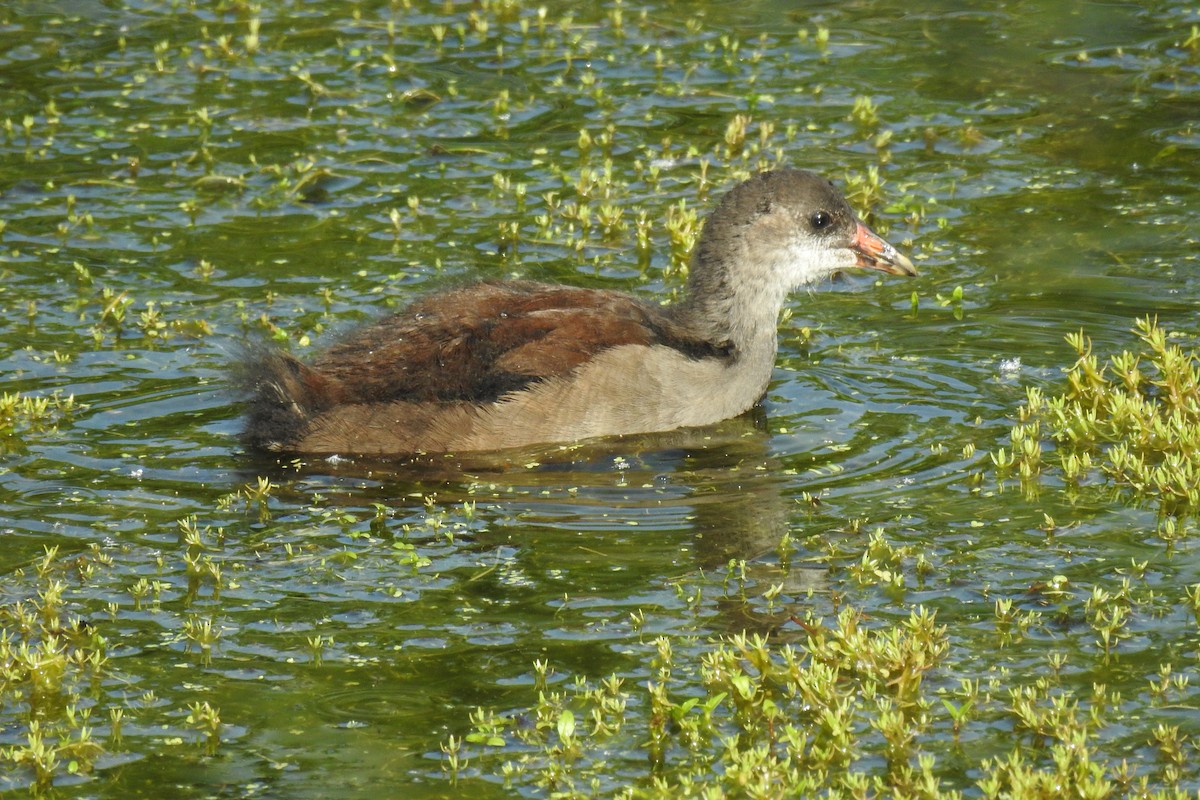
[668,256,787,363]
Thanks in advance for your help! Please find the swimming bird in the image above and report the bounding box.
[241,168,916,457]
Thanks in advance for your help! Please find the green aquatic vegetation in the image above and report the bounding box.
[179,515,229,603]
[0,548,111,791]
[8,1,1200,798]
[96,287,132,334]
[68,279,214,345]
[445,598,1200,799]
[850,94,880,129]
[135,301,212,341]
[185,700,223,757]
[0,391,78,431]
[306,634,333,666]
[0,391,82,452]
[445,607,952,797]
[936,284,965,320]
[473,110,824,277]
[843,165,890,222]
[1017,317,1200,526]
[847,528,913,590]
[0,536,255,791]
[181,615,222,662]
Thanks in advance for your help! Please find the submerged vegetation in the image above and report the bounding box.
[434,321,1200,798]
[1,0,1199,797]
[0,548,109,792]
[0,391,82,451]
[0,545,239,792]
[445,603,1200,799]
[1002,318,1200,533]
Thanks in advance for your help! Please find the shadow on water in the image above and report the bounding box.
[239,405,829,622]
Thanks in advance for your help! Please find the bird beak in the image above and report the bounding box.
[852,221,917,277]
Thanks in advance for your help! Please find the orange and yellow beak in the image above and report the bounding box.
[852,221,917,277]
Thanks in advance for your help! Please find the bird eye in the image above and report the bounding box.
[810,210,834,230]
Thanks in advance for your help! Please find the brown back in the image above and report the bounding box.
[311,280,731,404]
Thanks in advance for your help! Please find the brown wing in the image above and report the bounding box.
[310,280,730,405]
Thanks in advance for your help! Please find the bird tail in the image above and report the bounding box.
[236,347,339,452]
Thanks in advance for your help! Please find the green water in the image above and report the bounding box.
[1,0,1199,796]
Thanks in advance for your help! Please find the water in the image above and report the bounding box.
[1,0,1199,796]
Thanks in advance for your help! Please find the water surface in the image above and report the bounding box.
[1,0,1199,796]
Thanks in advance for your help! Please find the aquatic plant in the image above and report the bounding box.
[1014,317,1200,529]
[443,600,1200,798]
[0,544,240,793]
[0,391,82,454]
[0,548,110,791]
